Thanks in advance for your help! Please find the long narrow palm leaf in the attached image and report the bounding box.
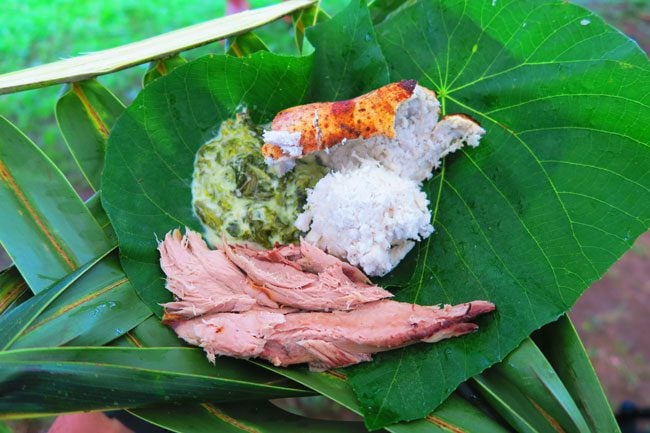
[0,0,315,94]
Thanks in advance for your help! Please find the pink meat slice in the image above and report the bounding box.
[160,229,495,370]
[223,241,393,311]
[170,299,495,371]
[158,230,278,321]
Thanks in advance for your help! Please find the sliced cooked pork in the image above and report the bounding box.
[160,229,495,371]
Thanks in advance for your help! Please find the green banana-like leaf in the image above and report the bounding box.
[132,401,367,433]
[144,55,188,87]
[472,338,590,433]
[9,252,151,349]
[0,249,112,350]
[292,2,330,53]
[390,395,509,433]
[0,267,30,315]
[495,338,590,433]
[0,116,112,293]
[535,315,621,433]
[114,315,315,399]
[110,315,182,348]
[56,79,125,191]
[85,192,117,244]
[226,32,270,57]
[473,372,554,433]
[0,347,310,419]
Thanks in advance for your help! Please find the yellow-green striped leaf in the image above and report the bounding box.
[0,249,112,350]
[0,267,30,315]
[132,401,367,433]
[495,338,590,433]
[292,2,329,53]
[471,338,591,433]
[0,347,310,419]
[0,117,112,293]
[143,55,188,87]
[56,79,125,191]
[116,319,367,433]
[85,192,117,244]
[261,366,508,433]
[535,316,621,433]
[226,32,270,57]
[9,252,152,349]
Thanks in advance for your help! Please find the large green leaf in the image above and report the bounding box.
[0,347,310,418]
[305,0,389,101]
[102,52,313,314]
[100,0,649,429]
[343,0,650,427]
[0,117,112,293]
[55,79,125,191]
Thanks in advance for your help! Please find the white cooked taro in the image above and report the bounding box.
[295,162,433,276]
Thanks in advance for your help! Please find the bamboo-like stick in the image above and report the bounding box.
[0,0,315,95]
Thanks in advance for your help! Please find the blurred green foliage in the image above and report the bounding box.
[0,0,645,193]
[0,0,348,193]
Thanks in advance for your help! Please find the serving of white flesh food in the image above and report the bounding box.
[295,162,433,277]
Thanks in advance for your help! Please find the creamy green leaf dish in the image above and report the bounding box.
[192,114,326,248]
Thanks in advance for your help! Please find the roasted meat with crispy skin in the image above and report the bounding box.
[160,229,495,371]
[261,80,421,160]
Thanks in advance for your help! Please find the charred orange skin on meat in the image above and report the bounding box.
[262,80,420,159]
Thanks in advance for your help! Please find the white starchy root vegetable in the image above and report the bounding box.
[295,162,433,276]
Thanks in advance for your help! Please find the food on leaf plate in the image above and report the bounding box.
[263,79,485,276]
[192,80,485,277]
[161,80,493,369]
[159,229,495,371]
